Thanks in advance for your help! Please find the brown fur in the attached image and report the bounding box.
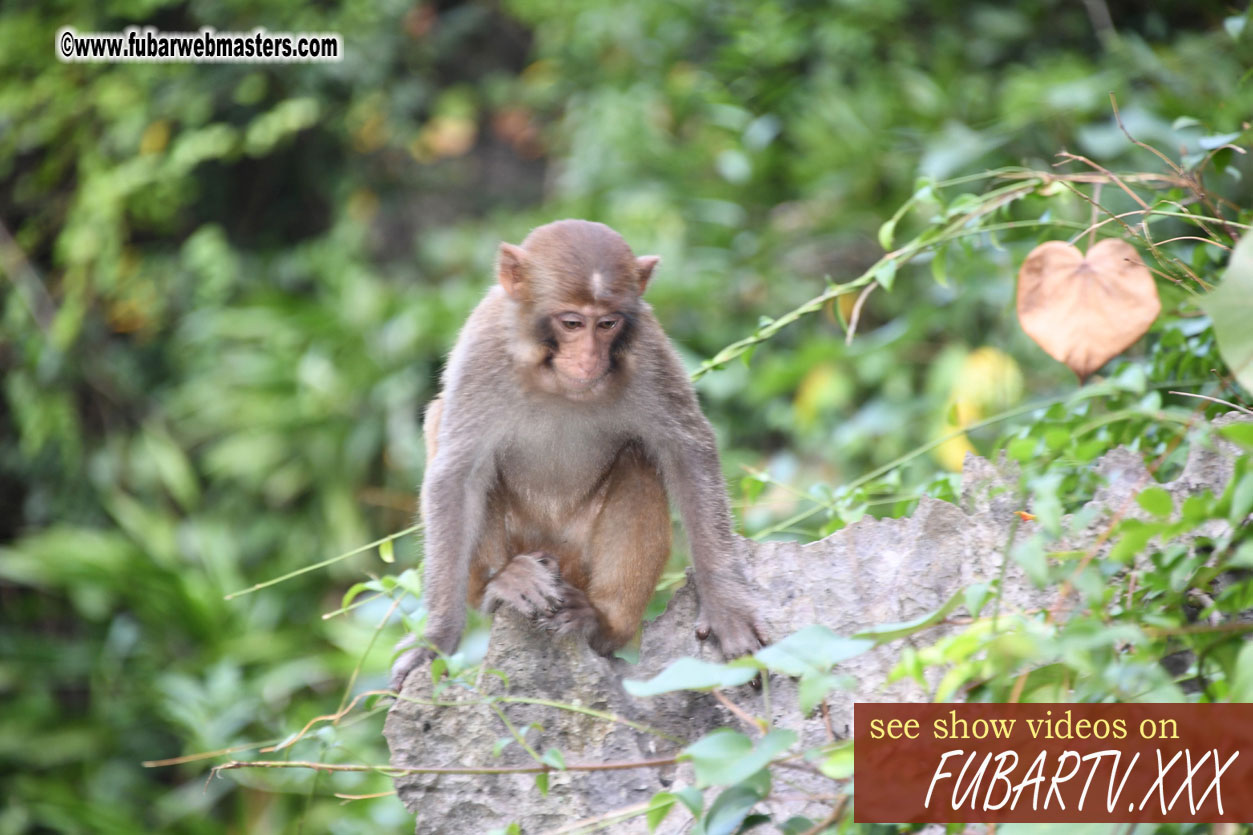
[390,219,764,691]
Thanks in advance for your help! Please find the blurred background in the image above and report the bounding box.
[2,1,1251,831]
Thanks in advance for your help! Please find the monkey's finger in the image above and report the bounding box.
[389,645,434,693]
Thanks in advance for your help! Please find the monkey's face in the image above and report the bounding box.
[496,220,659,400]
[541,304,628,395]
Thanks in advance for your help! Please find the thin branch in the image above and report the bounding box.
[1109,93,1182,176]
[334,790,396,802]
[799,795,849,835]
[712,688,764,734]
[544,800,657,834]
[1153,236,1230,250]
[844,281,876,346]
[223,523,421,600]
[210,755,679,779]
[1167,391,1253,416]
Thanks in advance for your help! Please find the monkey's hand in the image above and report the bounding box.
[389,634,436,693]
[481,552,564,618]
[695,602,767,661]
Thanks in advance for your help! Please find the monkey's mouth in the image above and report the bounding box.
[554,368,609,392]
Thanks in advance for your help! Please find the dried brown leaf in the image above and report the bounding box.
[1016,239,1160,381]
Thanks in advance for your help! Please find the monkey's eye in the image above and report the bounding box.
[559,318,584,331]
[597,318,620,331]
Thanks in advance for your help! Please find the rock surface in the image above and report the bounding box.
[385,414,1248,833]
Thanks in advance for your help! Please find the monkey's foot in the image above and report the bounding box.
[389,635,435,693]
[696,605,768,661]
[535,580,600,642]
[482,552,564,619]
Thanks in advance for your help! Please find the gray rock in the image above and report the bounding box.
[385,416,1250,833]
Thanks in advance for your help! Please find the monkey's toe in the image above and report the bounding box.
[536,581,598,640]
[700,610,767,661]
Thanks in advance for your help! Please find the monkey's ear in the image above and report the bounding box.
[635,255,661,294]
[497,243,530,298]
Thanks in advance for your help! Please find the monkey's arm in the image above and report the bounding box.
[390,399,496,691]
[654,396,766,660]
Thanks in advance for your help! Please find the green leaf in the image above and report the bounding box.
[1229,470,1253,526]
[853,589,964,643]
[797,673,841,715]
[703,784,764,835]
[929,248,949,287]
[754,625,872,676]
[1225,641,1253,701]
[379,538,395,563]
[819,741,854,779]
[674,786,704,817]
[1136,485,1173,518]
[623,657,757,696]
[964,582,991,618]
[491,736,513,757]
[1198,235,1253,392]
[1108,519,1165,564]
[1229,541,1253,569]
[877,184,931,251]
[540,747,566,770]
[533,772,549,796]
[142,429,201,511]
[1220,423,1253,451]
[683,728,797,788]
[877,217,897,251]
[1199,131,1242,150]
[646,792,677,832]
[872,259,897,291]
[1012,536,1048,585]
[340,581,372,610]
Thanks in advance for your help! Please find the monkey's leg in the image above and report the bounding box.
[541,445,671,655]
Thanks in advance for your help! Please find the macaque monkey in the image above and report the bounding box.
[390,219,765,691]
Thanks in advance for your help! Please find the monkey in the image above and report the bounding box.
[390,219,765,691]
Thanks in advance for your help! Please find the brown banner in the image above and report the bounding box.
[854,703,1253,823]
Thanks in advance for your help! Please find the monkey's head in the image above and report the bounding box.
[496,220,660,400]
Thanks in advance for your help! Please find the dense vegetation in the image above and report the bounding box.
[2,1,1251,832]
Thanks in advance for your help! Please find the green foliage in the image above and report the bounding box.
[3,0,1253,832]
[1199,233,1253,392]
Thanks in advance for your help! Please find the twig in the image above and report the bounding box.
[712,688,764,734]
[210,755,678,779]
[542,800,657,834]
[1153,236,1230,249]
[223,524,421,600]
[143,739,285,768]
[799,794,849,835]
[1056,151,1150,210]
[334,790,396,802]
[844,281,876,346]
[1109,93,1182,177]
[819,699,835,743]
[1167,391,1253,416]
[1081,0,1117,49]
[1088,183,1101,249]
